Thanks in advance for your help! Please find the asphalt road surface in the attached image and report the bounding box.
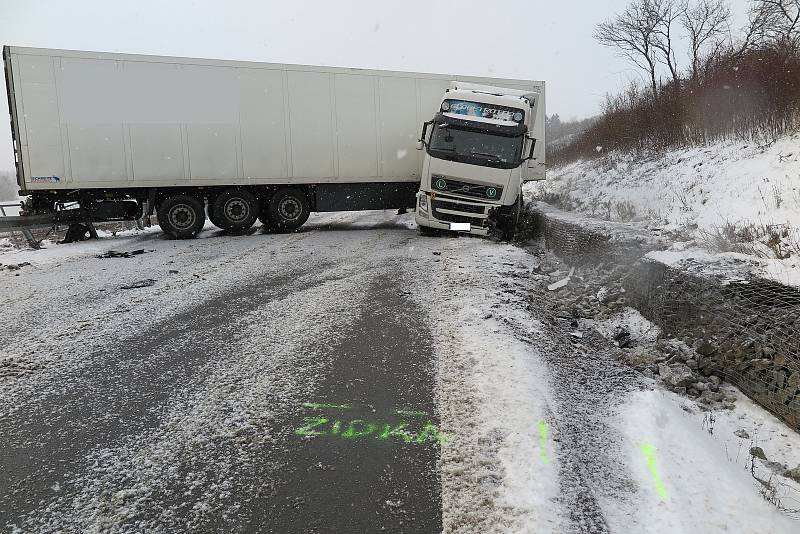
[1,211,798,533]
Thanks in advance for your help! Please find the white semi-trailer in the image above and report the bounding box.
[3,46,544,239]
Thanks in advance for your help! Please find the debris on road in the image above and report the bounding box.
[120,279,156,289]
[536,252,742,413]
[97,249,149,259]
[613,326,633,348]
[547,267,574,291]
[658,363,695,388]
[2,262,31,271]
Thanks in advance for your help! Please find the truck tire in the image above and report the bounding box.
[267,188,310,231]
[157,194,206,239]
[257,208,275,231]
[211,189,259,233]
[499,197,521,241]
[206,195,224,229]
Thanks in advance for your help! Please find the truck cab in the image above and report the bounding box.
[415,82,545,238]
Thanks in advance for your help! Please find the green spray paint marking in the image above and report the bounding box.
[537,420,549,464]
[294,416,329,437]
[415,422,449,444]
[342,420,376,439]
[294,418,448,444]
[302,403,352,410]
[377,422,414,443]
[296,403,448,444]
[640,444,667,501]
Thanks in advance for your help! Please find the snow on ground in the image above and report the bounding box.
[3,210,800,531]
[20,259,371,531]
[0,226,161,265]
[646,245,800,287]
[581,306,800,532]
[527,132,800,285]
[581,307,661,347]
[609,387,800,533]
[0,212,392,410]
[414,242,564,533]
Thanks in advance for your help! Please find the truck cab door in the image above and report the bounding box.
[522,137,545,182]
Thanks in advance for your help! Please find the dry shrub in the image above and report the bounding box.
[550,43,800,166]
[699,221,800,259]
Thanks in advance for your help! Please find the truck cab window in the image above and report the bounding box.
[427,125,523,169]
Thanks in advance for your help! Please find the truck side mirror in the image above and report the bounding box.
[417,120,433,150]
[524,136,537,161]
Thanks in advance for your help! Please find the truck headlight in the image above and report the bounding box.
[419,194,428,212]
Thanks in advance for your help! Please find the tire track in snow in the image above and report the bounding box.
[6,253,380,532]
[501,253,647,533]
[247,262,441,533]
[3,216,424,532]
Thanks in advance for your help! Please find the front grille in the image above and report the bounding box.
[431,199,486,215]
[433,211,489,225]
[430,176,503,200]
[431,199,489,227]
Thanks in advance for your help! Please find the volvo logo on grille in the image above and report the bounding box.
[459,186,471,193]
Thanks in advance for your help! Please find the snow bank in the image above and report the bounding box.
[414,242,564,533]
[530,134,800,234]
[527,133,800,286]
[607,388,800,533]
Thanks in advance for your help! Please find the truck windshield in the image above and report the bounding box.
[427,124,522,169]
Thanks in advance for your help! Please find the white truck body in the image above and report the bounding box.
[3,46,542,238]
[4,46,537,191]
[415,82,545,237]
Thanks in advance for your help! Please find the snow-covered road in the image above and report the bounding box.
[1,211,798,533]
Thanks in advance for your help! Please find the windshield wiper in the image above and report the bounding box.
[470,152,503,162]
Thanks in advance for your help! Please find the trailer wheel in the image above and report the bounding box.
[157,194,206,239]
[206,195,224,229]
[267,188,310,231]
[211,189,259,233]
[257,212,275,231]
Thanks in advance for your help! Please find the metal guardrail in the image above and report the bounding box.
[1,202,147,248]
[0,202,49,248]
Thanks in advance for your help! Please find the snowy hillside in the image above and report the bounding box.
[527,133,800,284]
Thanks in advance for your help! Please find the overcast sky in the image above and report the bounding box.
[0,0,750,172]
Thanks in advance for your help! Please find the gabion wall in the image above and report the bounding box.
[521,202,663,265]
[524,202,800,432]
[626,260,800,431]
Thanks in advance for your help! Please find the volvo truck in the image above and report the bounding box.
[3,46,543,239]
[415,82,545,238]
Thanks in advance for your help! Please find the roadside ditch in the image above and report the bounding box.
[519,201,800,490]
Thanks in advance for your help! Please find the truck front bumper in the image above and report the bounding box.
[415,192,494,236]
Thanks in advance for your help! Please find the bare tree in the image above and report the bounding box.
[681,0,732,80]
[595,0,661,97]
[756,0,800,48]
[649,0,684,85]
[739,0,800,52]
